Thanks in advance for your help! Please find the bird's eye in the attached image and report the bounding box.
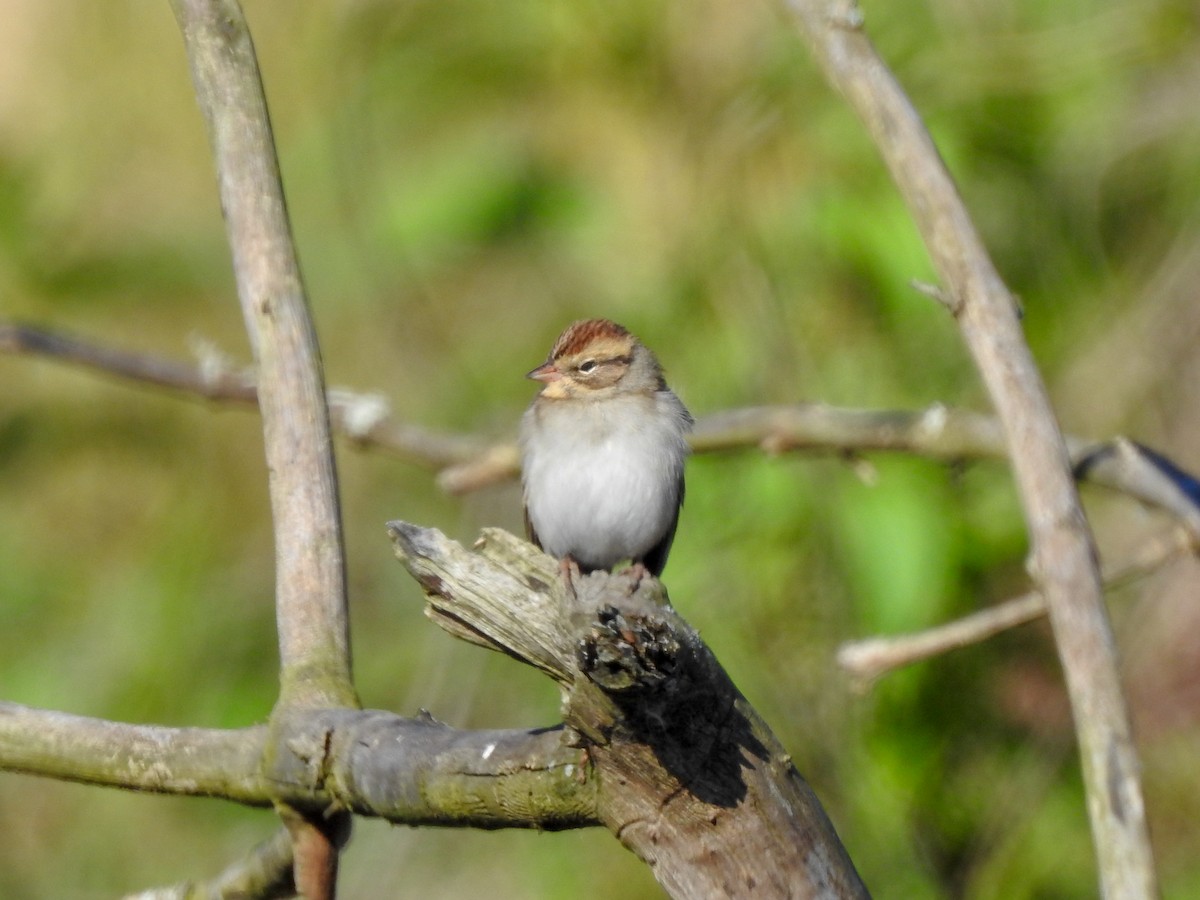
[578,359,598,373]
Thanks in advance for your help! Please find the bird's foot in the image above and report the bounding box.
[559,556,582,598]
[619,561,652,590]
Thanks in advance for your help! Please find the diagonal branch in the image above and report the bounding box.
[389,522,869,899]
[781,2,1156,895]
[838,528,1197,684]
[128,827,296,900]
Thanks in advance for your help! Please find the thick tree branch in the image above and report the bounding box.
[390,522,869,899]
[271,708,596,830]
[0,700,593,829]
[171,0,354,711]
[782,2,1156,894]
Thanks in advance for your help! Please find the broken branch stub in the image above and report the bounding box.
[389,521,870,899]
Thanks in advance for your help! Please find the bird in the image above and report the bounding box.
[519,318,693,577]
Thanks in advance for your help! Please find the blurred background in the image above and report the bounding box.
[2,0,1198,897]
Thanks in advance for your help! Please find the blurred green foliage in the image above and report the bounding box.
[2,0,1199,897]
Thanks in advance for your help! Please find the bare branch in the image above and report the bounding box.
[268,707,596,831]
[0,702,269,804]
[838,529,1197,684]
[127,827,295,900]
[0,321,490,471]
[0,700,593,829]
[170,0,355,710]
[1074,438,1200,538]
[781,2,1156,892]
[7,321,1198,544]
[0,322,257,401]
[389,524,576,684]
[390,522,869,899]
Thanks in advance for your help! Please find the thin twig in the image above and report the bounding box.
[782,2,1157,895]
[838,529,1197,685]
[0,320,490,469]
[7,320,1198,544]
[126,827,295,900]
[0,322,257,401]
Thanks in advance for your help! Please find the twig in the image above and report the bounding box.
[6,321,1199,545]
[281,808,347,900]
[782,2,1157,895]
[838,529,1197,684]
[1074,438,1200,538]
[0,322,258,400]
[126,827,295,900]
[0,320,491,469]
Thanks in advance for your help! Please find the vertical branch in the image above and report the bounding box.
[281,805,347,900]
[171,2,355,892]
[782,3,1156,896]
[170,0,356,711]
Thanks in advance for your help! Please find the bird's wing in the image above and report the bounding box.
[523,503,543,551]
[641,472,684,577]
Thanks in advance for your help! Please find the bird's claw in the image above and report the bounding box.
[620,561,652,590]
[560,556,582,598]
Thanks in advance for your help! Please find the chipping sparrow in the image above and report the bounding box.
[519,318,693,576]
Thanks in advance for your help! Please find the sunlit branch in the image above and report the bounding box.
[172,0,355,716]
[389,522,869,897]
[782,2,1155,892]
[0,321,487,469]
[0,702,270,803]
[6,320,1198,544]
[837,528,1197,684]
[0,700,593,829]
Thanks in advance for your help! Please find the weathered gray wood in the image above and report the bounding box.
[390,522,870,899]
[172,0,355,712]
[781,4,1156,895]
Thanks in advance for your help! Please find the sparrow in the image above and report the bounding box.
[519,318,693,577]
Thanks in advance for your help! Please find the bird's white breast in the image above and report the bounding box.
[520,392,690,570]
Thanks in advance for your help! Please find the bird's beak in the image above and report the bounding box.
[526,361,561,383]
